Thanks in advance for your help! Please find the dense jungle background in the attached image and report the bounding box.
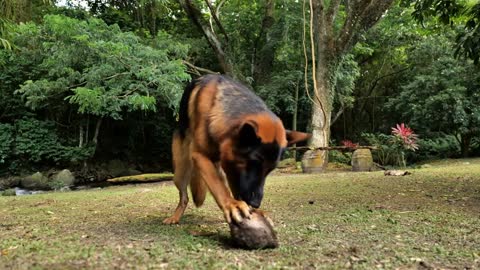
[1,0,479,186]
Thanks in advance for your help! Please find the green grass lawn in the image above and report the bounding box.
[1,160,480,269]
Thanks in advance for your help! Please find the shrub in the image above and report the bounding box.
[1,189,16,196]
[328,150,352,165]
[14,119,64,163]
[1,118,95,171]
[362,133,400,166]
[362,123,419,167]
[0,123,14,164]
[414,136,460,161]
[15,119,94,164]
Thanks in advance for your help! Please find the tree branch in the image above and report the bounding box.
[336,0,372,55]
[204,0,229,43]
[330,105,345,126]
[325,0,341,28]
[335,0,394,56]
[178,0,233,75]
[182,60,220,75]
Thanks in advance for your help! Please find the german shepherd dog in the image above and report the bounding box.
[163,75,310,225]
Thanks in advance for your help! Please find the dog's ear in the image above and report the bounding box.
[237,121,261,150]
[286,130,311,146]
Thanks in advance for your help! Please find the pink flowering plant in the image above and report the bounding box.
[390,123,419,167]
[362,123,419,168]
[391,123,419,151]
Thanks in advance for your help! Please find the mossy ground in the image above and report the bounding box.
[1,159,479,269]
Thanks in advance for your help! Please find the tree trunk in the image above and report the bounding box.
[460,134,471,158]
[86,116,90,143]
[92,117,103,145]
[307,92,331,171]
[302,0,335,172]
[252,0,276,86]
[292,81,299,160]
[79,125,84,147]
[304,0,393,171]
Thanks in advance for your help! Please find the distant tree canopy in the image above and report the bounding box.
[402,0,480,64]
[1,0,479,176]
[386,33,480,157]
[15,15,189,118]
[0,14,189,171]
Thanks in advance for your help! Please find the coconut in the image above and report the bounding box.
[229,209,278,249]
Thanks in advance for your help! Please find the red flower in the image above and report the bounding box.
[341,140,358,149]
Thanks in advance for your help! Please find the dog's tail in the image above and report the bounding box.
[190,172,207,207]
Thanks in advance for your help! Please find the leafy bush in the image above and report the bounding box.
[14,119,64,163]
[48,179,66,190]
[13,118,94,167]
[328,150,352,165]
[1,189,16,196]
[414,136,460,160]
[362,133,409,167]
[0,123,14,164]
[362,123,419,167]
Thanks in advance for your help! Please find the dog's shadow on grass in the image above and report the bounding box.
[123,214,244,250]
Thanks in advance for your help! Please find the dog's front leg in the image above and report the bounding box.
[191,152,251,223]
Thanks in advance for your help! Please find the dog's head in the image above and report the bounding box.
[221,113,310,208]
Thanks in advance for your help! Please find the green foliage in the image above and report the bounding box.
[1,189,16,196]
[0,18,13,50]
[386,33,480,156]
[48,179,66,190]
[14,15,189,119]
[415,136,460,160]
[257,71,304,115]
[328,150,352,165]
[332,54,361,111]
[0,14,190,173]
[14,119,94,164]
[401,0,480,64]
[362,133,408,167]
[0,124,14,164]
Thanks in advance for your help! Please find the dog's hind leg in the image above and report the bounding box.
[163,132,192,225]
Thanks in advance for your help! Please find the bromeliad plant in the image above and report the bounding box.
[391,123,419,151]
[391,123,419,167]
[362,123,419,168]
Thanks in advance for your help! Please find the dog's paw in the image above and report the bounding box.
[163,216,180,225]
[223,200,251,224]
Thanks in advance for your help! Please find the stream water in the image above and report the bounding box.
[12,181,113,196]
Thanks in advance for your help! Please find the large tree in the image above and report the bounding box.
[306,0,394,168]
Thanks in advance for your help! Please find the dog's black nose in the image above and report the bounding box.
[248,199,261,209]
